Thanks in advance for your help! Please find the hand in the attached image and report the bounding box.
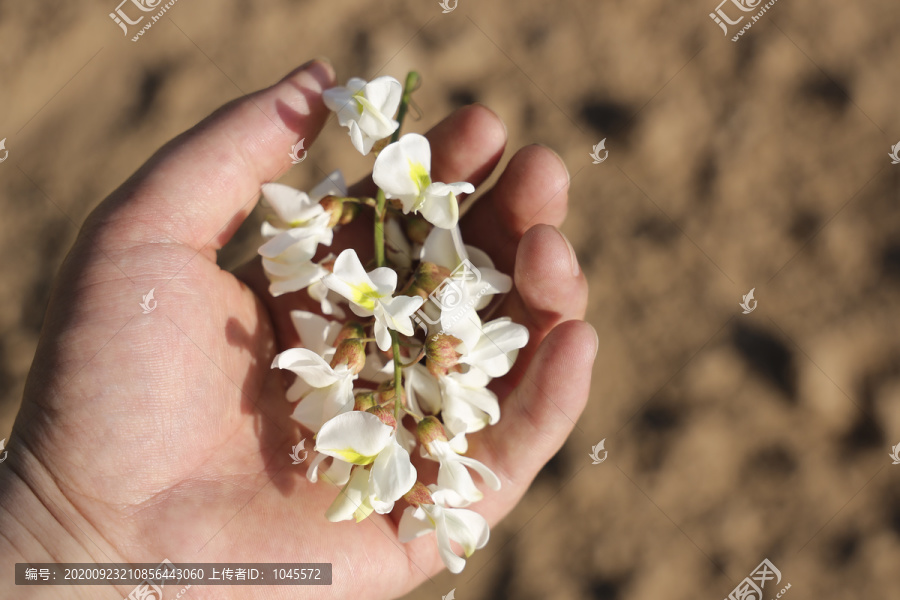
[0,59,596,599]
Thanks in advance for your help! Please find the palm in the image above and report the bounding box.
[12,61,594,600]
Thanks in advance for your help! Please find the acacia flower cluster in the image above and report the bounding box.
[260,72,528,573]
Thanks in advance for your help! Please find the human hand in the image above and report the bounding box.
[0,59,595,599]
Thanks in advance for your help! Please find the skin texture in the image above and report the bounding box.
[0,59,596,600]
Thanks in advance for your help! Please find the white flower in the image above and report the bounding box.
[439,369,500,437]
[373,134,474,229]
[263,252,331,298]
[404,362,442,418]
[315,411,417,521]
[323,249,424,351]
[398,486,490,574]
[290,310,341,355]
[457,317,529,378]
[419,421,501,507]
[271,347,356,433]
[323,77,401,155]
[258,171,344,258]
[258,171,346,297]
[415,226,512,342]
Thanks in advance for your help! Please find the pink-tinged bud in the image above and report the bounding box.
[318,196,344,229]
[330,339,366,374]
[416,416,448,452]
[376,380,407,407]
[335,321,366,346]
[403,481,435,507]
[414,262,452,297]
[366,404,397,429]
[339,201,360,225]
[426,333,463,377]
[353,391,377,412]
[405,215,432,245]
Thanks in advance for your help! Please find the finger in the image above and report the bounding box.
[492,224,588,395]
[87,59,336,254]
[471,320,597,513]
[460,144,570,273]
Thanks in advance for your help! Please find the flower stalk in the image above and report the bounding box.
[372,71,421,420]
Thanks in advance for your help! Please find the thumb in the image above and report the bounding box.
[88,59,336,254]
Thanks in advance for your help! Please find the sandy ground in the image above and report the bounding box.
[2,0,900,598]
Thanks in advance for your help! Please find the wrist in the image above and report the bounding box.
[0,442,126,600]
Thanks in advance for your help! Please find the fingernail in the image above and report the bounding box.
[297,56,331,70]
[556,229,580,278]
[284,57,334,83]
[590,325,599,360]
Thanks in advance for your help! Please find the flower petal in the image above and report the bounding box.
[367,267,399,296]
[437,460,484,506]
[315,411,393,465]
[261,183,319,224]
[420,183,461,229]
[429,506,466,574]
[325,467,374,523]
[420,226,465,267]
[373,317,392,352]
[308,169,348,201]
[398,506,433,543]
[370,439,417,511]
[454,455,501,492]
[404,364,442,417]
[443,506,490,557]
[379,295,425,336]
[289,311,341,356]
[291,380,354,432]
[373,133,432,207]
[271,348,338,387]
[364,76,402,114]
[459,318,529,378]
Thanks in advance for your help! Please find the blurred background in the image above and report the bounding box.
[2,0,899,598]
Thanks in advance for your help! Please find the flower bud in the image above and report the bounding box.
[377,379,407,407]
[405,215,432,245]
[339,201,360,225]
[403,481,435,507]
[335,321,366,346]
[413,262,452,297]
[318,196,344,229]
[353,391,378,412]
[330,339,366,374]
[366,404,397,429]
[416,416,448,454]
[426,333,462,377]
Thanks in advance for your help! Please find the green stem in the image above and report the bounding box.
[391,331,404,422]
[374,188,387,268]
[391,71,420,145]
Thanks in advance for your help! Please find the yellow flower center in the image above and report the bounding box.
[349,283,380,311]
[408,160,432,210]
[332,447,379,465]
[353,90,373,115]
